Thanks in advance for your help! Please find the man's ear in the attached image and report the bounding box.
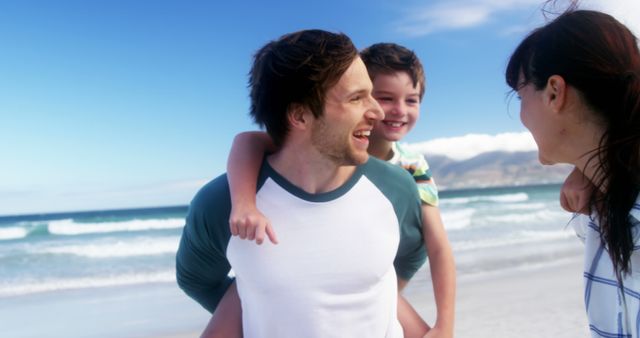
[287,103,311,130]
[544,75,567,113]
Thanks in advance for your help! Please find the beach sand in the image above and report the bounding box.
[405,254,590,337]
[1,244,589,338]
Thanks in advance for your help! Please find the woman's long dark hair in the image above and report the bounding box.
[505,8,640,281]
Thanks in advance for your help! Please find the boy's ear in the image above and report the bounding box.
[544,75,567,113]
[287,103,311,130]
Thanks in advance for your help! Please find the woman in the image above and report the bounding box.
[505,6,640,337]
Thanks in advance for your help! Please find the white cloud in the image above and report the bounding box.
[394,0,640,37]
[395,0,541,36]
[498,24,532,37]
[405,131,537,161]
[581,0,640,37]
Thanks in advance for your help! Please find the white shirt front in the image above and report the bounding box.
[227,176,404,338]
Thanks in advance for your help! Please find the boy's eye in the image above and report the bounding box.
[376,97,393,102]
[406,99,419,105]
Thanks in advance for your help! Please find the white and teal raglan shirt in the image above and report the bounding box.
[571,193,640,338]
[176,156,426,338]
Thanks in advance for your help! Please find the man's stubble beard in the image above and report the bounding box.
[310,116,368,166]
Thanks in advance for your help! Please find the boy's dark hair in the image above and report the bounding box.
[360,43,426,99]
[249,29,358,147]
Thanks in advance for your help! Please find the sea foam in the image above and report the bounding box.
[452,229,575,251]
[0,270,176,297]
[0,227,28,240]
[440,192,529,205]
[38,237,180,258]
[48,218,184,235]
[484,210,568,224]
[441,208,476,230]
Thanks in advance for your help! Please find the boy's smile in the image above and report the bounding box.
[370,72,421,143]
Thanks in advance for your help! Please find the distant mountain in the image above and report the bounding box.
[424,151,573,190]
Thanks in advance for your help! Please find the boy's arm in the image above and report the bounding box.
[397,292,430,338]
[560,166,593,215]
[391,148,453,337]
[200,281,243,338]
[227,131,278,244]
[421,204,455,338]
[405,153,455,337]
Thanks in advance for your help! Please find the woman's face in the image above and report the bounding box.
[517,80,563,165]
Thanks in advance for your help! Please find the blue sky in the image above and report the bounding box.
[1,0,637,215]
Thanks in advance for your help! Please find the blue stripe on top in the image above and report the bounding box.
[636,308,640,338]
[576,194,640,337]
[585,246,606,309]
[584,272,640,300]
[589,324,632,338]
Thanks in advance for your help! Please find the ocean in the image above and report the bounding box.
[0,183,579,299]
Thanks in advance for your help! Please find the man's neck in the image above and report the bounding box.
[266,146,359,194]
[368,138,394,161]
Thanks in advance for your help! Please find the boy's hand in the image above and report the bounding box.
[559,167,593,215]
[423,326,451,338]
[229,206,278,245]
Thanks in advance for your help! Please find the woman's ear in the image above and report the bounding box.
[544,75,567,113]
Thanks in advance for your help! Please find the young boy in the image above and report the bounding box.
[227,43,455,338]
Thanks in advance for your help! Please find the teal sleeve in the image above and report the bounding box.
[175,174,234,313]
[364,158,427,280]
[394,191,428,281]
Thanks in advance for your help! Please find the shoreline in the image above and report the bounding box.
[0,182,562,219]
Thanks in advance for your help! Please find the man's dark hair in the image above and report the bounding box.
[249,29,358,146]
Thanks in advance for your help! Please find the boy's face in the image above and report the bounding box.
[370,72,421,143]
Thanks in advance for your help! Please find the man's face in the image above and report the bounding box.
[310,57,384,165]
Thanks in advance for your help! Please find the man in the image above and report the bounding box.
[176,29,426,338]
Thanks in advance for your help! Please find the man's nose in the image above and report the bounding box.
[366,96,384,121]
